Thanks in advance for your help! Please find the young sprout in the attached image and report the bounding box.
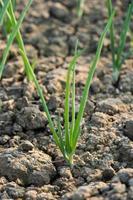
[0,0,114,166]
[107,0,133,83]
[0,0,33,80]
[76,0,85,18]
[20,12,114,166]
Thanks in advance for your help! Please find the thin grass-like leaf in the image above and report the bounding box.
[71,11,115,152]
[0,0,10,25]
[0,0,12,36]
[106,0,116,65]
[7,0,32,80]
[0,0,33,78]
[115,2,133,70]
[64,52,81,154]
[0,0,32,80]
[19,49,63,153]
[71,62,76,133]
[70,41,79,145]
[107,0,133,82]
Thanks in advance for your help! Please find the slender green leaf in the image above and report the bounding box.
[19,49,62,152]
[115,2,133,70]
[64,52,81,153]
[7,0,32,80]
[0,0,10,25]
[71,62,76,133]
[71,11,115,151]
[107,0,116,65]
[70,41,79,145]
[0,0,33,79]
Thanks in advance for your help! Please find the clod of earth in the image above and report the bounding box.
[16,107,47,130]
[0,147,56,186]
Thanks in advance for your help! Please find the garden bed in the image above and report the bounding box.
[0,0,133,199]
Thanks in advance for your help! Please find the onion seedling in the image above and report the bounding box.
[107,0,133,83]
[0,0,33,80]
[0,0,114,166]
[20,13,114,166]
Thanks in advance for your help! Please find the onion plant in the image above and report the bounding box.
[0,0,33,80]
[20,13,114,166]
[107,0,133,83]
[0,0,114,166]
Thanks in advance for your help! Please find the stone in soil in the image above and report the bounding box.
[18,140,34,152]
[49,3,70,22]
[0,111,15,135]
[90,112,110,127]
[16,107,47,130]
[0,147,56,186]
[96,98,127,115]
[124,120,133,141]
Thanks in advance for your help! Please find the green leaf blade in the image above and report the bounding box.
[71,11,115,152]
[106,0,116,66]
[64,52,81,154]
[0,0,33,78]
[0,0,10,26]
[115,2,133,70]
[19,49,62,154]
